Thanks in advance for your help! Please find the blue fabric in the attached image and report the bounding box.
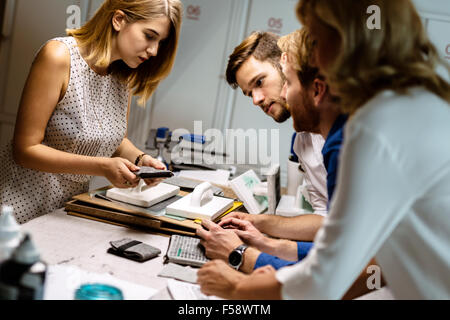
[253,115,347,271]
[297,241,314,259]
[254,241,314,270]
[290,132,299,162]
[322,114,348,205]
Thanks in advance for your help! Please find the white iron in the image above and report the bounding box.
[165,182,234,221]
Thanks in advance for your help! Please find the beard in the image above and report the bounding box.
[292,92,320,133]
[267,99,291,123]
[270,75,291,123]
[270,99,291,123]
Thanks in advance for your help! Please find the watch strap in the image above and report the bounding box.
[235,244,248,254]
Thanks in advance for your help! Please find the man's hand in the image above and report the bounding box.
[197,260,246,299]
[221,218,270,252]
[219,212,254,226]
[196,219,244,261]
[198,259,282,300]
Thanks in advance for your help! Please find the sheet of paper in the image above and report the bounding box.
[44,265,157,300]
[166,279,223,300]
[157,262,198,283]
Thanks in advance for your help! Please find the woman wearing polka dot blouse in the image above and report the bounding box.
[0,0,183,224]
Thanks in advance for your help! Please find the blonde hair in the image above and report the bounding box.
[297,0,450,113]
[277,28,320,88]
[67,0,183,105]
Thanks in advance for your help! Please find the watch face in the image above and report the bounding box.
[228,250,242,267]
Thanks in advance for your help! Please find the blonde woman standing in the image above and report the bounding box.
[0,0,183,224]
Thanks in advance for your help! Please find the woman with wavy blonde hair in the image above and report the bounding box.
[0,0,182,224]
[196,0,450,300]
[296,0,450,113]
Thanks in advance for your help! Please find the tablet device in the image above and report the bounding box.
[135,167,174,179]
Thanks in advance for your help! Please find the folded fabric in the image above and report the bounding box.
[108,238,161,262]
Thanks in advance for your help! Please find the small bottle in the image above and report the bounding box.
[0,233,47,300]
[0,205,22,263]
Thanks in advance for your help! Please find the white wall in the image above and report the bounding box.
[0,0,90,147]
[414,0,450,62]
[129,0,306,185]
[128,0,450,186]
[226,0,301,183]
[413,0,450,16]
[0,0,449,186]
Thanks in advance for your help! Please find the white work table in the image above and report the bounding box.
[21,207,394,301]
[22,207,173,300]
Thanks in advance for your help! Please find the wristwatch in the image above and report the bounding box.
[228,244,248,270]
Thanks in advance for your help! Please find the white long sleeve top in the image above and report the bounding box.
[276,87,450,299]
[294,132,328,215]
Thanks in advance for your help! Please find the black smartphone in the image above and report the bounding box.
[134,167,174,179]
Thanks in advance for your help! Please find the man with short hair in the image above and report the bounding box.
[226,31,291,123]
[197,29,345,273]
[226,31,328,216]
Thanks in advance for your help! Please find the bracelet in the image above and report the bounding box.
[134,153,146,166]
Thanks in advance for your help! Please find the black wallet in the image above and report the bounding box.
[107,238,161,262]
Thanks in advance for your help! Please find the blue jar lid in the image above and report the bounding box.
[156,127,170,139]
[75,283,124,300]
[181,134,205,144]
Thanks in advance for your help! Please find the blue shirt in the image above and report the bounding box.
[254,115,347,270]
[254,241,314,269]
[322,114,348,204]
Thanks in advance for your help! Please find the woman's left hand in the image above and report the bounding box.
[139,155,167,187]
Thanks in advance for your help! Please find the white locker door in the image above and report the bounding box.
[427,18,450,82]
[87,0,104,19]
[414,0,450,72]
[0,0,90,147]
[413,0,450,17]
[427,19,450,62]
[146,0,237,134]
[227,0,302,184]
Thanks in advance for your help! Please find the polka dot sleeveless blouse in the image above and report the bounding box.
[0,37,129,224]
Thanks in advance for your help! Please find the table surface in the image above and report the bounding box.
[21,207,394,301]
[22,207,174,299]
